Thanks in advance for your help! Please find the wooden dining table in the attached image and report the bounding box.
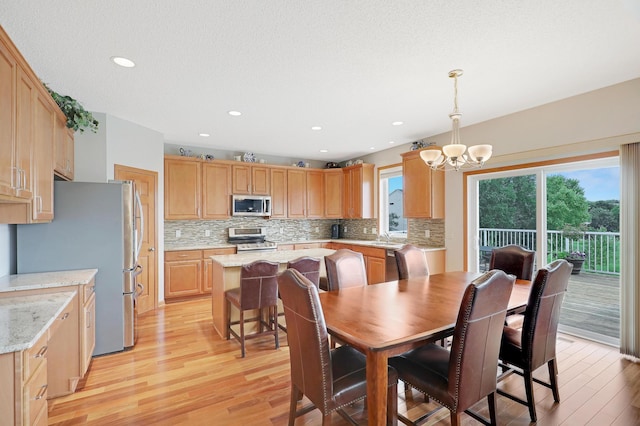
[317,271,532,426]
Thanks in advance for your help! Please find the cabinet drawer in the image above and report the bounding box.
[23,332,48,382]
[294,243,321,250]
[202,247,236,257]
[24,358,48,426]
[165,250,202,261]
[354,245,385,258]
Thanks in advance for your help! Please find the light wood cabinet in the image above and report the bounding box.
[0,26,62,224]
[232,164,270,195]
[0,279,95,425]
[165,247,236,301]
[342,164,374,219]
[306,170,324,218]
[54,115,74,180]
[401,149,445,219]
[324,169,343,218]
[270,167,288,218]
[330,242,386,284]
[202,162,231,218]
[287,169,307,218]
[164,157,201,220]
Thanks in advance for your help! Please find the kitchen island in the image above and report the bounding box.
[209,248,334,337]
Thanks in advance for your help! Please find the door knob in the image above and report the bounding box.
[148,247,155,252]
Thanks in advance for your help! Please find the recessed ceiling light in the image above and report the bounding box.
[111,56,135,68]
[389,141,395,144]
[370,147,376,150]
[392,121,403,126]
[199,133,210,137]
[228,111,242,116]
[311,126,322,130]
[319,149,328,153]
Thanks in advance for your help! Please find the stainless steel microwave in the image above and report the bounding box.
[232,195,272,217]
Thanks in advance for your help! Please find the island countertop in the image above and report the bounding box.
[0,269,98,293]
[0,291,76,354]
[209,248,335,267]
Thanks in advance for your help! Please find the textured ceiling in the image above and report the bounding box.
[1,1,639,161]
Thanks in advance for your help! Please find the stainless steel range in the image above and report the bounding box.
[228,227,278,252]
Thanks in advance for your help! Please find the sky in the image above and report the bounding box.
[555,167,620,201]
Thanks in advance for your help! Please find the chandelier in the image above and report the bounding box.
[419,69,492,171]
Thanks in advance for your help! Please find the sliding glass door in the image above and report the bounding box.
[468,157,620,345]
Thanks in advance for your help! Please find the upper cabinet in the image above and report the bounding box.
[0,26,64,223]
[401,149,445,219]
[324,169,343,218]
[343,163,374,219]
[164,157,202,220]
[269,167,288,218]
[305,170,324,218]
[286,168,307,218]
[164,156,233,220]
[232,164,270,195]
[202,161,231,219]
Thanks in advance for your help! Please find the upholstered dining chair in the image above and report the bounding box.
[287,256,321,287]
[225,260,279,357]
[276,256,322,332]
[489,244,535,281]
[324,249,367,291]
[389,270,515,426]
[278,268,398,425]
[497,259,573,423]
[394,244,429,280]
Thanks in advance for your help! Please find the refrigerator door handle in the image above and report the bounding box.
[134,190,144,263]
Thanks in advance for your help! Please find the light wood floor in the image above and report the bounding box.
[48,298,640,425]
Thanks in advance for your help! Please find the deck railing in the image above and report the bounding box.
[478,228,621,275]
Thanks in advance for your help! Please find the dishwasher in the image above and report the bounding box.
[385,249,399,281]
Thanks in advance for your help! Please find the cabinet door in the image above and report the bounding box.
[231,164,251,194]
[164,158,201,219]
[32,91,55,221]
[165,259,202,299]
[202,162,231,218]
[287,169,307,218]
[202,258,213,294]
[46,291,80,398]
[306,170,324,218]
[270,167,287,218]
[251,165,270,194]
[0,36,16,199]
[81,289,95,376]
[15,66,34,199]
[366,256,386,285]
[324,169,343,218]
[402,150,445,218]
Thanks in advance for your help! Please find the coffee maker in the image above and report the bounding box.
[331,224,341,239]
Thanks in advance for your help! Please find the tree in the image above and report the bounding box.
[588,200,619,232]
[546,175,590,230]
[389,212,400,230]
[479,176,535,229]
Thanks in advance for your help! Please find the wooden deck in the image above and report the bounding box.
[561,272,620,340]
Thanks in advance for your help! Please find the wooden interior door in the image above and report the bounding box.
[115,164,157,315]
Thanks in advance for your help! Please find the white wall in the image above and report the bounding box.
[75,114,166,301]
[363,78,640,271]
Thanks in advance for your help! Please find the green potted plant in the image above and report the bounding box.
[43,83,99,133]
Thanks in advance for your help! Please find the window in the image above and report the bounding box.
[379,166,407,238]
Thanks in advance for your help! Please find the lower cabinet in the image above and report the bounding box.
[330,243,387,284]
[165,248,236,301]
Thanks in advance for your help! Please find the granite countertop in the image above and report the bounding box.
[210,248,336,268]
[0,291,76,354]
[0,269,98,293]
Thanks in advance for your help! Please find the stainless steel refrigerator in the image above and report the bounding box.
[16,180,143,356]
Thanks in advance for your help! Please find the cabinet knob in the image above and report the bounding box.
[149,247,155,252]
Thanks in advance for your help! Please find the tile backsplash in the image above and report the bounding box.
[165,217,444,249]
